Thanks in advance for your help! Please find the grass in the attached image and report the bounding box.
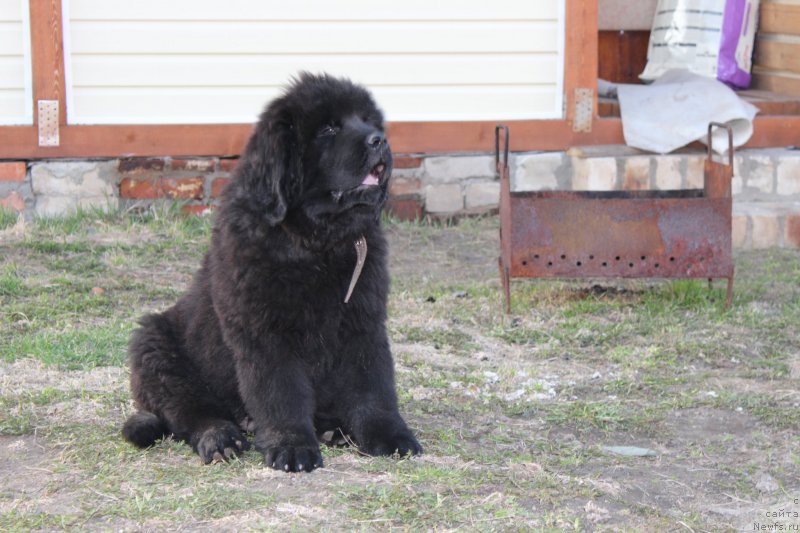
[0,208,18,230]
[1,207,798,530]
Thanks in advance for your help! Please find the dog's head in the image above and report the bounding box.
[233,73,392,243]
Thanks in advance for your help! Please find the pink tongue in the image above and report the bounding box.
[361,174,380,186]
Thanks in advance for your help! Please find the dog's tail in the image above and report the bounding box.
[122,411,169,448]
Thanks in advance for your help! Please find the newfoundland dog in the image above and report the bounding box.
[122,73,421,472]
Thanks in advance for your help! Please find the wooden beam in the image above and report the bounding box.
[564,0,599,128]
[755,38,800,74]
[752,69,800,98]
[746,115,800,147]
[0,124,252,159]
[29,0,67,125]
[2,115,798,159]
[760,2,800,36]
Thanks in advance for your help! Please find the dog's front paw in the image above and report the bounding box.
[194,422,250,464]
[361,427,422,458]
[263,444,323,473]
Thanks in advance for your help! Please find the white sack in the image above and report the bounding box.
[616,69,758,154]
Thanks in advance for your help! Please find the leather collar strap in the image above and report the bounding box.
[344,236,367,304]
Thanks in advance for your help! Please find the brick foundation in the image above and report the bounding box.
[3,148,800,249]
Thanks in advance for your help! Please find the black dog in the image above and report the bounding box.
[122,73,421,472]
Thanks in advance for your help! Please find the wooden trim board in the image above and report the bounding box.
[2,116,799,159]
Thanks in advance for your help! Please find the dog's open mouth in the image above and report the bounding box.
[329,162,388,204]
[360,163,386,187]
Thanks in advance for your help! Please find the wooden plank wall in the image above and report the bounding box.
[753,1,800,95]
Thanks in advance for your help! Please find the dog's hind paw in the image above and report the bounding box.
[263,445,323,473]
[194,423,250,464]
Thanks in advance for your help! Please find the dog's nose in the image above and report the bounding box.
[367,132,385,150]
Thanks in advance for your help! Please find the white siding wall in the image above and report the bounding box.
[0,0,32,125]
[64,1,564,124]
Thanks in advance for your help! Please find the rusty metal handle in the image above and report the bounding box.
[495,124,509,176]
[707,122,734,167]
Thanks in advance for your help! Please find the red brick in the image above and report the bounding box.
[211,178,230,198]
[385,198,423,222]
[181,204,214,216]
[0,162,26,182]
[171,158,216,172]
[786,214,800,248]
[0,191,25,212]
[389,177,421,198]
[118,158,166,174]
[120,177,204,200]
[393,156,423,169]
[120,178,161,199]
[162,178,204,200]
[219,158,240,172]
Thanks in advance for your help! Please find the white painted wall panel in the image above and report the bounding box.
[67,1,560,21]
[64,1,565,124]
[0,0,32,125]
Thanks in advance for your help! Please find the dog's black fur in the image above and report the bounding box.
[122,73,421,472]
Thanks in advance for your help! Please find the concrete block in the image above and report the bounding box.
[655,157,682,190]
[622,157,650,190]
[777,156,800,196]
[35,196,77,217]
[746,155,775,194]
[732,175,743,195]
[732,215,748,249]
[572,157,616,191]
[31,161,118,217]
[423,155,495,184]
[751,216,781,249]
[465,181,500,210]
[35,195,118,217]
[512,152,561,191]
[31,161,117,198]
[686,156,705,189]
[424,184,463,214]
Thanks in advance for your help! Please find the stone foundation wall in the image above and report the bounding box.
[2,147,799,248]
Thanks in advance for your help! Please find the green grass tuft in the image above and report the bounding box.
[0,207,19,230]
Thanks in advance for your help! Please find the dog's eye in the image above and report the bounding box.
[318,125,338,137]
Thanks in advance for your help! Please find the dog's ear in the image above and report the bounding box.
[239,111,296,225]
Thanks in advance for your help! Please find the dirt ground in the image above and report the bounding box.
[1,213,798,531]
